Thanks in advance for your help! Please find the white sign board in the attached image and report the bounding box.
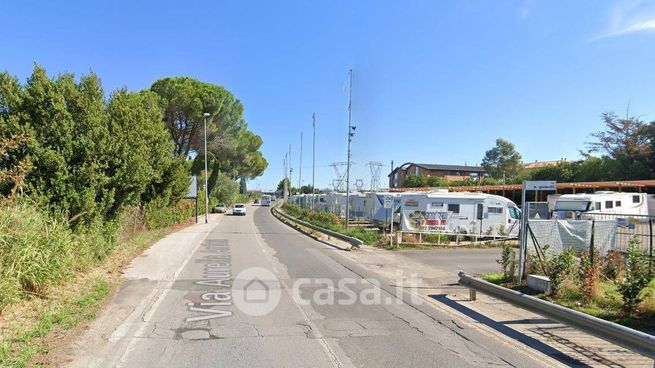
[383,195,393,209]
[185,176,198,198]
[523,180,556,191]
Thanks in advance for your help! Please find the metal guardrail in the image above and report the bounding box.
[272,206,363,248]
[458,272,655,360]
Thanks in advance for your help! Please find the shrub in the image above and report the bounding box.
[546,247,577,296]
[601,251,624,283]
[578,250,600,303]
[618,240,651,316]
[497,243,517,281]
[423,233,450,244]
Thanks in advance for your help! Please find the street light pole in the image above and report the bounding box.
[311,113,316,213]
[203,112,210,224]
[299,131,303,191]
[345,69,354,230]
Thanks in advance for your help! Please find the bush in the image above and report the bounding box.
[578,250,600,303]
[423,233,450,244]
[0,201,76,298]
[144,197,195,230]
[618,240,651,316]
[546,247,577,296]
[497,243,516,280]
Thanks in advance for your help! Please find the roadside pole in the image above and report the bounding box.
[384,195,393,248]
[311,113,316,213]
[203,113,210,224]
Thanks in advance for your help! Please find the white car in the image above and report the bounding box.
[233,204,247,216]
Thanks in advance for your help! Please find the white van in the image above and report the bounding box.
[261,194,271,206]
[399,192,521,236]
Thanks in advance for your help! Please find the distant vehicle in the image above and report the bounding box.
[254,198,260,204]
[271,195,277,202]
[399,191,521,237]
[554,192,650,220]
[233,204,247,216]
[261,194,271,206]
[213,204,227,214]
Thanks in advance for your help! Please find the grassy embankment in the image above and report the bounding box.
[0,199,198,367]
[281,203,381,245]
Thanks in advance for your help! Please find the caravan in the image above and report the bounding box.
[399,192,521,237]
[348,193,368,221]
[554,192,651,219]
[365,192,403,227]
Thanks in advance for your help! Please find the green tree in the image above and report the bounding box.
[586,112,653,180]
[151,77,244,158]
[481,138,523,180]
[0,66,189,226]
[212,172,239,205]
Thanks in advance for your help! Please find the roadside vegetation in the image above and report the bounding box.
[0,66,266,366]
[483,240,655,333]
[281,203,381,245]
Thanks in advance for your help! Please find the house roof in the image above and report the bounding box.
[388,162,486,176]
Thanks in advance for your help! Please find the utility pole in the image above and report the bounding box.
[203,112,210,224]
[283,154,289,202]
[345,69,354,229]
[288,144,292,196]
[312,113,316,213]
[299,132,303,191]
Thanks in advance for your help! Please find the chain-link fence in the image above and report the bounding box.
[526,214,654,258]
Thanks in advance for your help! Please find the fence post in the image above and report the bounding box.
[649,218,653,277]
[590,220,595,265]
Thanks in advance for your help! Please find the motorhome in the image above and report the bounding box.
[261,194,271,206]
[554,192,651,219]
[399,192,521,236]
[365,192,403,227]
[348,193,368,221]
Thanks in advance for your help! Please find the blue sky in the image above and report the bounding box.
[2,1,655,191]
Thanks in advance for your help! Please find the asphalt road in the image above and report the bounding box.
[395,247,504,276]
[66,205,550,368]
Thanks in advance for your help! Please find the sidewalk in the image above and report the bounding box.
[341,245,654,368]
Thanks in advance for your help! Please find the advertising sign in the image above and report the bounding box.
[401,210,452,232]
[185,176,198,198]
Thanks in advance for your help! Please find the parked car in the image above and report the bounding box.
[254,198,260,204]
[233,204,247,216]
[213,204,227,213]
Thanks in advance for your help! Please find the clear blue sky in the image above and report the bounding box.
[3,0,655,191]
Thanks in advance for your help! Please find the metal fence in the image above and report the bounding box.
[526,213,654,260]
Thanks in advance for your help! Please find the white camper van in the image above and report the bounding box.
[399,192,521,236]
[261,194,271,206]
[554,192,650,219]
